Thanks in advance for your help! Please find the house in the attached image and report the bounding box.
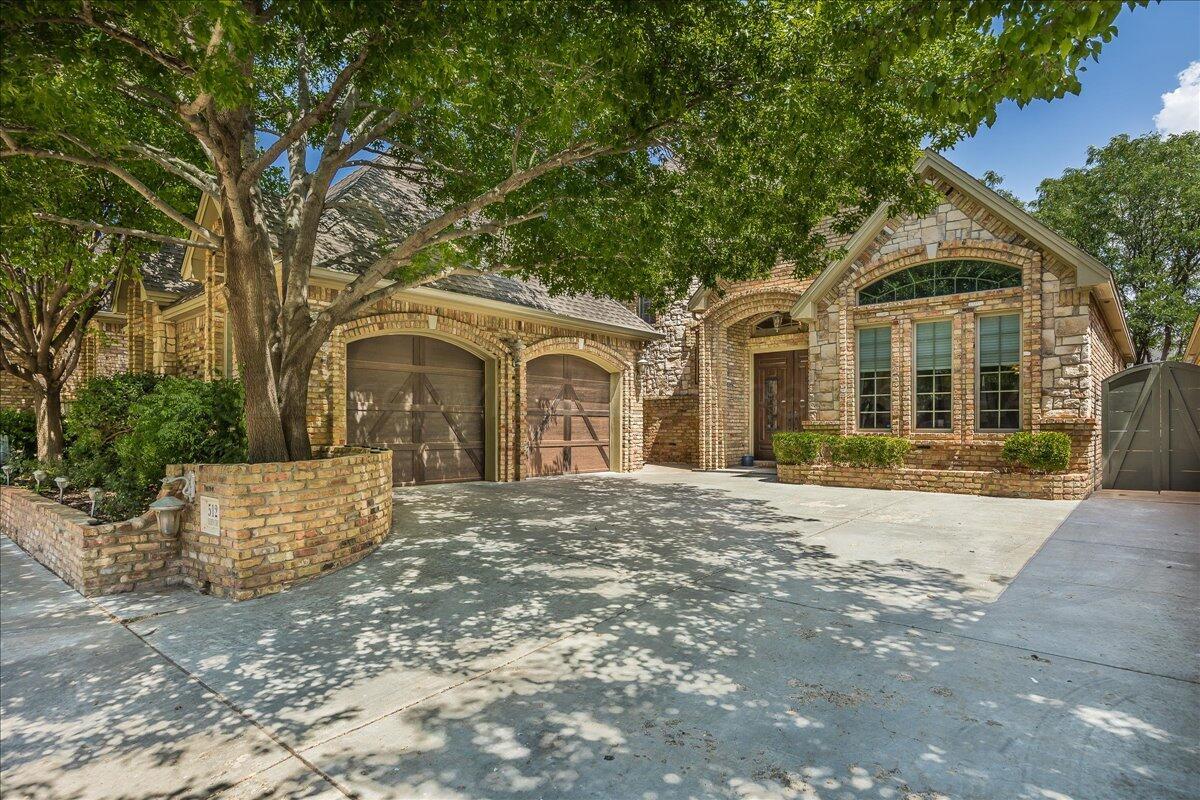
[4,150,1134,496]
[640,150,1133,493]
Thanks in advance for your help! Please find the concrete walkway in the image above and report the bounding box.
[1,467,1196,799]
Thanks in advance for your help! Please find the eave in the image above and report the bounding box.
[311,267,663,341]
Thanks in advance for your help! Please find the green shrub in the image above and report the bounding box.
[772,431,910,468]
[1001,431,1071,473]
[0,408,36,462]
[827,434,911,468]
[63,374,246,519]
[65,373,162,489]
[113,377,247,510]
[772,431,831,465]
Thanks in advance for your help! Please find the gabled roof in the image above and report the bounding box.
[789,150,1134,361]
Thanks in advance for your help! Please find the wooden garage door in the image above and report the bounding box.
[347,335,485,486]
[525,354,612,477]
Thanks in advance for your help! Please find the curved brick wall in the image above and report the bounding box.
[167,447,393,600]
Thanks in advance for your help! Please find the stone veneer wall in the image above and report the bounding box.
[167,447,392,601]
[1,487,179,596]
[644,396,699,464]
[777,463,1091,501]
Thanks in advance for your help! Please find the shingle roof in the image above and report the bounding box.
[312,158,654,335]
[423,272,657,335]
[138,244,200,296]
[136,157,655,336]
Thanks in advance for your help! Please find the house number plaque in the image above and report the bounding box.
[200,496,221,535]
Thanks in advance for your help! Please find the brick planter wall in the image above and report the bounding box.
[776,463,1091,500]
[167,447,392,601]
[0,488,178,596]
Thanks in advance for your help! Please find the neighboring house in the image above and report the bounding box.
[1185,314,1200,365]
[641,151,1134,492]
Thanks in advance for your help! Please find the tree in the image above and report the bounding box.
[1035,133,1200,363]
[0,160,185,460]
[0,0,1141,462]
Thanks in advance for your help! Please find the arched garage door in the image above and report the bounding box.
[525,354,613,477]
[347,335,486,486]
[1102,361,1200,492]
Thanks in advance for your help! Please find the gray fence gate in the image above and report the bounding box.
[1102,361,1200,492]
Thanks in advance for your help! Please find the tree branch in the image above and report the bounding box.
[32,212,219,250]
[246,43,372,181]
[1,133,218,243]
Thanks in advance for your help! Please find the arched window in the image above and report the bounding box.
[858,260,1021,306]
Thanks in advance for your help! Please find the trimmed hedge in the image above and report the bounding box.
[828,435,910,468]
[1001,431,1071,474]
[772,432,910,468]
[772,431,830,465]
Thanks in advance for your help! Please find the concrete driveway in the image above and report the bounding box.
[1,466,1196,800]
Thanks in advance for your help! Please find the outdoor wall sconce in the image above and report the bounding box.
[149,495,187,536]
[2,465,12,485]
[87,487,104,518]
[32,469,46,492]
[54,476,69,502]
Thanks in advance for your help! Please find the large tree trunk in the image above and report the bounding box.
[33,386,65,463]
[279,352,316,461]
[222,215,291,464]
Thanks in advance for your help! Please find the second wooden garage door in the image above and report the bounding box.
[525,354,612,477]
[346,335,485,486]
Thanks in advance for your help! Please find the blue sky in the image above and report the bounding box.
[945,1,1200,202]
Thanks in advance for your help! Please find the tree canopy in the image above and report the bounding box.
[1034,132,1200,363]
[0,0,1144,460]
[0,158,184,459]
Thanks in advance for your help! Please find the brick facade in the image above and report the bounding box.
[0,315,128,412]
[639,170,1131,496]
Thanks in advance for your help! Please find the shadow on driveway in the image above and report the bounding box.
[2,471,1196,799]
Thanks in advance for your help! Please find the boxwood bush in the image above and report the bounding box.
[772,431,830,465]
[1001,431,1072,473]
[827,434,910,468]
[772,432,910,468]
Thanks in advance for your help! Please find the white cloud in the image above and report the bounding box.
[1154,61,1200,136]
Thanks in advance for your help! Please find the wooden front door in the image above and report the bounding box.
[753,349,808,460]
[525,354,612,477]
[346,335,486,486]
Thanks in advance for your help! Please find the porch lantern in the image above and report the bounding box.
[149,495,187,536]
